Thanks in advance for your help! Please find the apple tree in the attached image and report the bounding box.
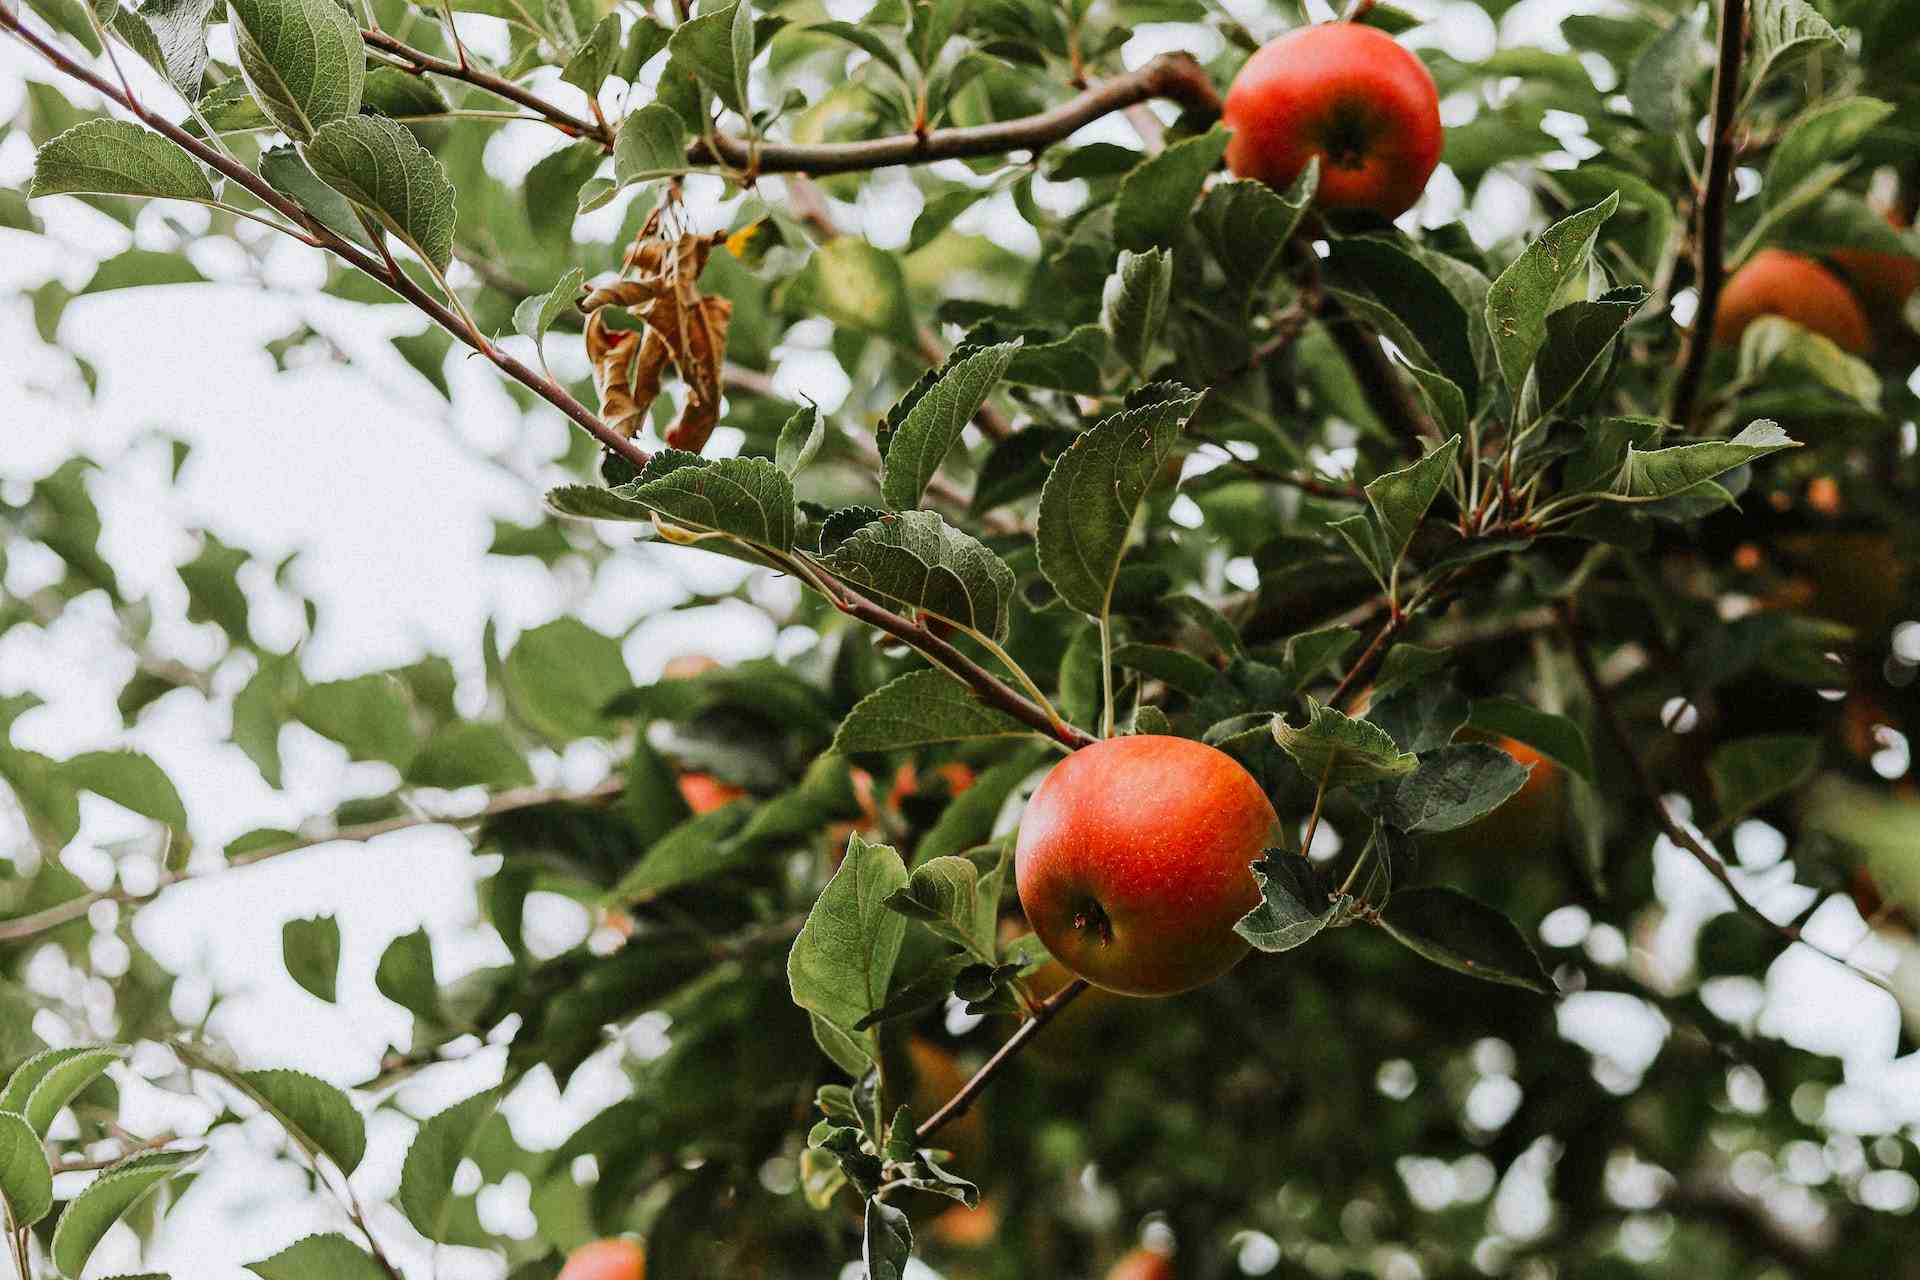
[3,0,1920,1276]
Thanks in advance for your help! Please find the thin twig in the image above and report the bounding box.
[913,978,1089,1144]
[1666,0,1747,429]
[0,7,649,477]
[362,28,612,145]
[691,53,1219,174]
[0,779,624,946]
[1557,601,1892,993]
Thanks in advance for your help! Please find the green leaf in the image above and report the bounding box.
[1747,0,1844,90]
[1387,742,1530,832]
[1531,287,1645,418]
[1737,317,1878,408]
[884,853,995,957]
[1036,391,1203,618]
[1113,126,1229,251]
[730,0,756,121]
[1366,681,1469,754]
[1195,163,1318,304]
[232,651,299,788]
[246,1234,389,1280]
[525,141,605,239]
[808,20,908,84]
[296,673,417,766]
[282,916,341,1003]
[51,1149,201,1278]
[7,1045,124,1138]
[667,2,746,113]
[61,750,187,831]
[863,1196,913,1280]
[631,454,797,553]
[1467,698,1595,784]
[209,1066,368,1175]
[784,237,914,340]
[29,120,214,204]
[1101,247,1172,375]
[1364,434,1461,567]
[227,0,365,141]
[822,511,1016,643]
[512,266,585,378]
[1003,326,1107,395]
[1766,97,1894,210]
[879,341,1020,510]
[775,402,824,477]
[361,67,449,121]
[1485,192,1619,396]
[405,723,532,789]
[260,145,377,250]
[613,102,691,187]
[1620,420,1798,499]
[0,1111,53,1228]
[1323,237,1477,403]
[177,531,250,644]
[1625,6,1705,135]
[504,618,630,742]
[375,927,439,1021]
[788,832,910,1071]
[1378,887,1555,994]
[1272,698,1418,789]
[1709,734,1820,823]
[604,804,753,907]
[1110,642,1218,696]
[560,13,622,93]
[1236,851,1339,953]
[397,1090,501,1244]
[834,669,1035,753]
[303,114,457,274]
[23,0,102,54]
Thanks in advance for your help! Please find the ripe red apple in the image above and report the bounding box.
[1015,736,1275,997]
[1828,208,1920,317]
[1223,22,1443,217]
[1711,249,1873,355]
[558,1238,644,1280]
[1108,1245,1176,1280]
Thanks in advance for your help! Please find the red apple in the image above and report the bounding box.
[1828,208,1920,317]
[1712,249,1872,355]
[1223,22,1443,218]
[558,1238,644,1280]
[1108,1245,1176,1280]
[1015,736,1275,997]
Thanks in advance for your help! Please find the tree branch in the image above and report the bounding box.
[690,53,1220,174]
[0,778,624,946]
[362,28,612,146]
[1317,292,1435,457]
[1666,0,1747,428]
[913,977,1088,1144]
[1557,600,1892,993]
[1,7,651,478]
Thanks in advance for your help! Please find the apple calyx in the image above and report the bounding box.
[1071,899,1114,946]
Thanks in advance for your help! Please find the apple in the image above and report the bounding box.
[1015,735,1275,997]
[1829,209,1920,317]
[1223,22,1443,218]
[558,1238,644,1280]
[1711,249,1873,355]
[1423,735,1563,859]
[1108,1246,1176,1280]
[928,1197,1000,1248]
[677,772,744,814]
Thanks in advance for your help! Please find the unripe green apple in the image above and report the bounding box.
[1015,736,1275,997]
[558,1238,644,1280]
